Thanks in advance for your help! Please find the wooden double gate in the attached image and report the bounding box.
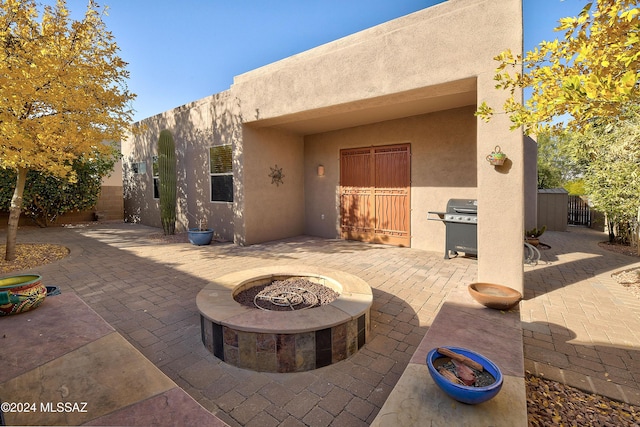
[340,144,411,247]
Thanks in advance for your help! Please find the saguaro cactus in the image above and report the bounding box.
[158,130,177,235]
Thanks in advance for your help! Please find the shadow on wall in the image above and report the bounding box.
[123,93,245,243]
[123,119,156,226]
[339,189,391,246]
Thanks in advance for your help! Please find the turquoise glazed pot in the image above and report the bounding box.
[188,228,214,246]
[426,346,503,405]
[0,274,46,316]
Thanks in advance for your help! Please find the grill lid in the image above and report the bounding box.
[446,199,477,214]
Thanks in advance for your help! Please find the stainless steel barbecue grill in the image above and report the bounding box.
[428,199,478,259]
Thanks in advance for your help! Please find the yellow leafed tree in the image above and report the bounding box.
[477,0,640,135]
[0,0,135,260]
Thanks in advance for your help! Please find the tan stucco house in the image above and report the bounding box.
[122,0,530,293]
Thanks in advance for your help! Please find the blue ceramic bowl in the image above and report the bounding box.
[426,346,503,405]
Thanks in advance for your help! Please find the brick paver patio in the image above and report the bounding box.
[1,223,639,425]
[523,227,640,406]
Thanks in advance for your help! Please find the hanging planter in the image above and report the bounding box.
[486,146,507,166]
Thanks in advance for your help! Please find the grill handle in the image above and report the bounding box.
[453,208,477,214]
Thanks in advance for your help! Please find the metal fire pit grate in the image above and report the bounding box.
[254,286,318,311]
[234,277,340,311]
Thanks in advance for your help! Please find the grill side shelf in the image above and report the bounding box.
[427,211,446,221]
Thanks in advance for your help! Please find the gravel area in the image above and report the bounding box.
[0,243,69,273]
[527,373,639,426]
[524,239,640,426]
[598,241,640,258]
[613,268,640,300]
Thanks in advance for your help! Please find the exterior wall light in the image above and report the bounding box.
[317,165,325,177]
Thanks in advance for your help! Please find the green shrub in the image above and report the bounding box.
[0,148,119,227]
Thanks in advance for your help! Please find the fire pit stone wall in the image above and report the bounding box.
[196,265,373,372]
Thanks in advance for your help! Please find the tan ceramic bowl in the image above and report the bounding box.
[468,283,522,310]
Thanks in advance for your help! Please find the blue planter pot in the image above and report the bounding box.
[426,346,503,405]
[188,228,213,246]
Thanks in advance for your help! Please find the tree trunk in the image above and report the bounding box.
[5,167,28,261]
[608,219,615,243]
[637,206,640,256]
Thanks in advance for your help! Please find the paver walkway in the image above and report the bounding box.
[523,227,640,406]
[1,223,639,425]
[1,223,476,426]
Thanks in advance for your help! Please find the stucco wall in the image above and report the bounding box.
[240,126,305,245]
[122,0,524,291]
[524,136,538,231]
[305,106,477,252]
[235,0,524,290]
[122,92,239,241]
[233,0,515,128]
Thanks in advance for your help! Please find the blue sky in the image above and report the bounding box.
[61,0,589,121]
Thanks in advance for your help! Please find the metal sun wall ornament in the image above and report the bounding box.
[269,164,285,187]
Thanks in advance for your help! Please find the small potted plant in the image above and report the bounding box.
[524,226,546,247]
[188,218,214,246]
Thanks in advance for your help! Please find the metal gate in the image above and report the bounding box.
[568,195,591,226]
[340,144,410,247]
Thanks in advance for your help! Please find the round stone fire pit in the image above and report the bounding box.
[196,266,372,372]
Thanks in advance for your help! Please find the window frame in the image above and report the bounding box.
[152,155,159,200]
[131,161,146,175]
[209,144,233,203]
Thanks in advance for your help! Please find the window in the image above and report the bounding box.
[152,156,159,199]
[131,161,146,174]
[210,145,233,202]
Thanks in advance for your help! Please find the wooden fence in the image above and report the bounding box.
[537,190,593,230]
[537,189,568,231]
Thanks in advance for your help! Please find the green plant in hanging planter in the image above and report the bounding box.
[158,130,177,235]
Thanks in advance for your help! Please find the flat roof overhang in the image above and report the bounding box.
[246,77,477,135]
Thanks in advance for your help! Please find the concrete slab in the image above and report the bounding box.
[0,292,227,426]
[84,387,228,427]
[373,280,526,426]
[371,365,526,427]
[0,293,114,383]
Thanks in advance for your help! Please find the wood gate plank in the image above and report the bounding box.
[340,144,410,247]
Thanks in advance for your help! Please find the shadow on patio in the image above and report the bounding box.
[1,223,472,426]
[523,227,640,405]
